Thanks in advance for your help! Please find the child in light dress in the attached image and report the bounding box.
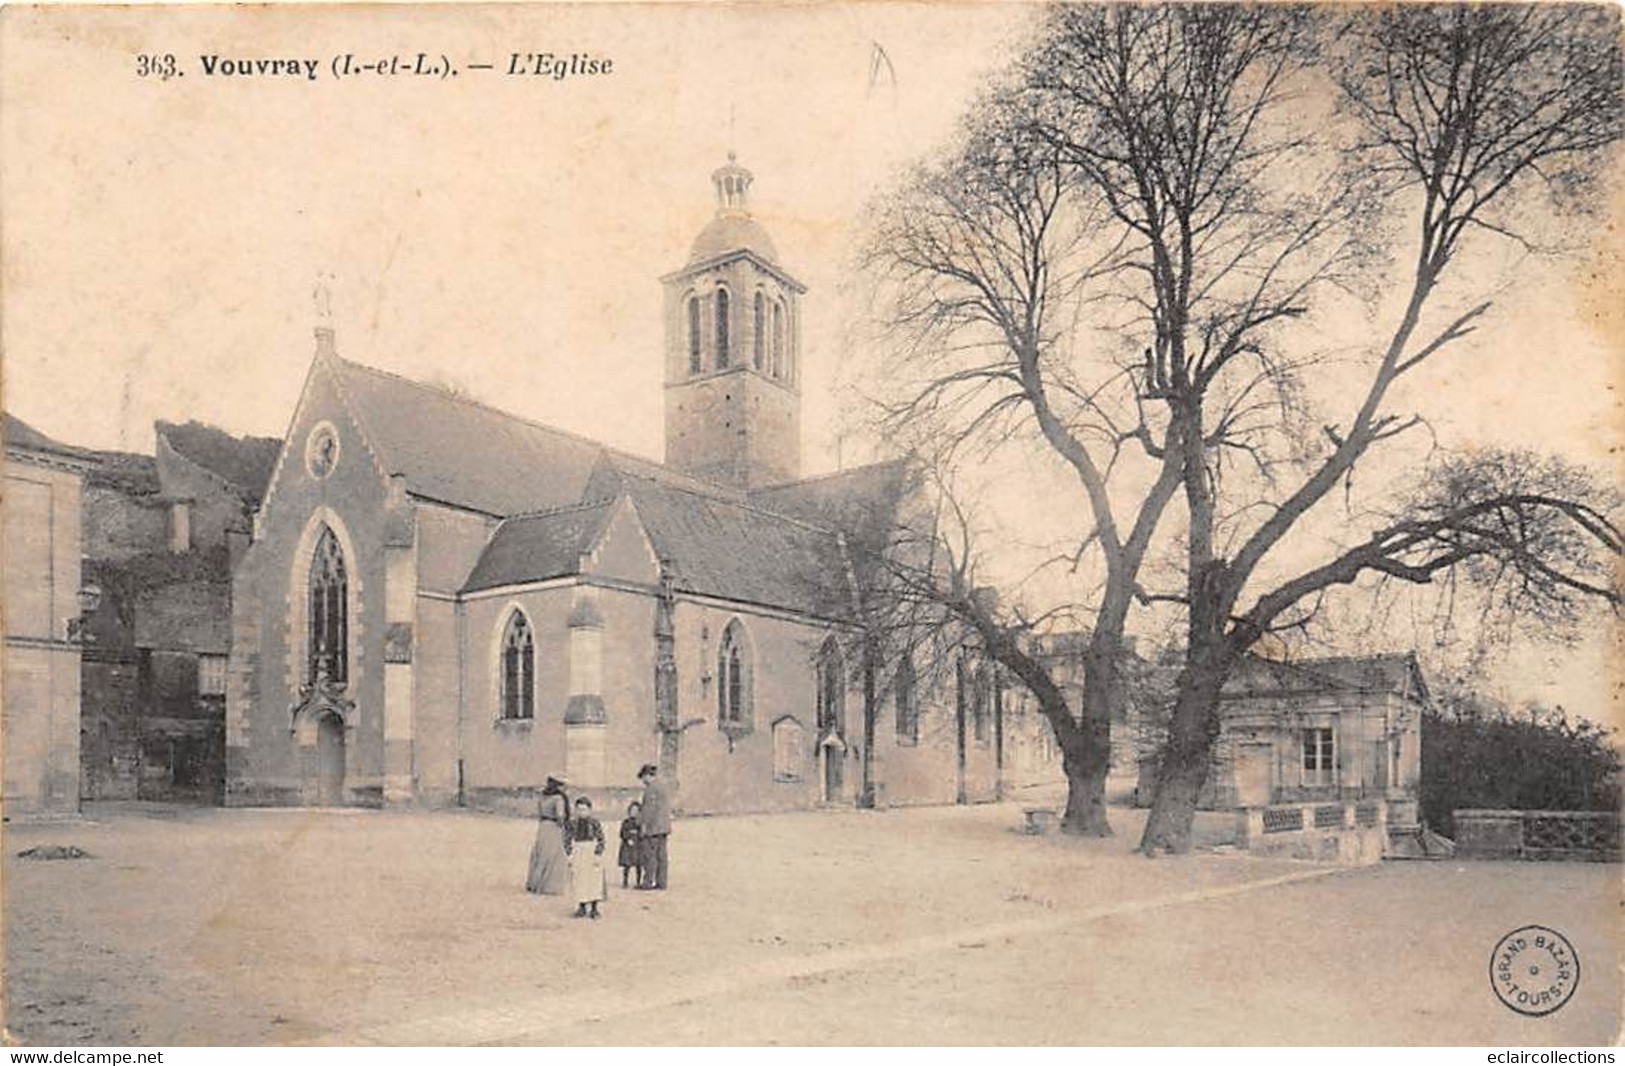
[563,796,608,919]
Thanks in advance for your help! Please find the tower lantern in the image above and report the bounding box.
[660,156,806,488]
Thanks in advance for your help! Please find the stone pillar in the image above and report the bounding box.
[564,587,607,788]
[381,483,416,806]
[653,564,680,785]
[1235,807,1263,849]
[224,544,260,805]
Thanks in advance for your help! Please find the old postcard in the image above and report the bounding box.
[2,1,1621,1048]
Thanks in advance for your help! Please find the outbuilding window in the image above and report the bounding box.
[198,654,227,697]
[1302,726,1335,787]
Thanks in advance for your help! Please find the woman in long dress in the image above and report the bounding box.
[525,776,570,895]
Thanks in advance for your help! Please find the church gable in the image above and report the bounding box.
[585,495,660,585]
[462,500,617,594]
[256,348,392,537]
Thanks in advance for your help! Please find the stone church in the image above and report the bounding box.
[225,156,1010,813]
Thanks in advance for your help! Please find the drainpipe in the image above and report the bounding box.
[455,595,466,807]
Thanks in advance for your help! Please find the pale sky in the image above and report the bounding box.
[3,3,1620,728]
[1,3,1027,464]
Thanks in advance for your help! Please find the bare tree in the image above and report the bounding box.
[857,86,1185,834]
[832,462,1103,815]
[858,5,1361,834]
[1137,4,1625,852]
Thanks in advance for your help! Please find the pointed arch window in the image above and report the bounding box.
[308,526,347,686]
[715,288,731,368]
[501,611,535,720]
[717,619,753,733]
[687,295,703,374]
[972,664,992,743]
[816,639,844,736]
[771,300,786,380]
[752,292,766,370]
[894,653,918,745]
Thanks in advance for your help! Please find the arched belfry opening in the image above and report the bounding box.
[662,154,807,488]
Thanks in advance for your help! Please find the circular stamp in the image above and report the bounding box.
[1489,925,1580,1017]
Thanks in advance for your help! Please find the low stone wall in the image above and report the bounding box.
[1453,809,1621,862]
[1235,799,1388,864]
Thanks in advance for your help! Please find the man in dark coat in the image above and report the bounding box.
[636,763,671,889]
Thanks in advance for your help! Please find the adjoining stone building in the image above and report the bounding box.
[226,157,1019,813]
[77,421,278,802]
[3,416,94,817]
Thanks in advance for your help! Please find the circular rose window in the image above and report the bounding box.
[305,423,340,479]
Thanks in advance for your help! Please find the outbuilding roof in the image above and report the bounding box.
[1223,652,1429,704]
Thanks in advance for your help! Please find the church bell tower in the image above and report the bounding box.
[662,154,805,488]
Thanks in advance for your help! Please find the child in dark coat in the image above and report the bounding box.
[618,800,643,888]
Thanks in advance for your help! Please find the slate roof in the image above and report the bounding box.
[750,459,913,588]
[462,501,619,593]
[157,420,281,503]
[621,477,855,620]
[461,477,858,619]
[583,450,747,505]
[326,354,903,621]
[328,356,609,516]
[1222,652,1428,703]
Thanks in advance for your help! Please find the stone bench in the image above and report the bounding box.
[1023,808,1059,835]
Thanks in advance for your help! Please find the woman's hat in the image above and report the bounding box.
[545,775,567,790]
[637,763,658,779]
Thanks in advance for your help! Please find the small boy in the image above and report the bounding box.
[563,796,607,919]
[618,800,643,888]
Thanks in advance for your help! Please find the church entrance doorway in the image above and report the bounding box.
[315,713,346,805]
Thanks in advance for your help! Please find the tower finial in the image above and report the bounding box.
[711,153,753,215]
[312,271,337,355]
[313,271,335,324]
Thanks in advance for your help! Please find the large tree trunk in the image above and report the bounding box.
[978,597,1127,839]
[1057,636,1120,836]
[1060,745,1112,835]
[1139,651,1226,854]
